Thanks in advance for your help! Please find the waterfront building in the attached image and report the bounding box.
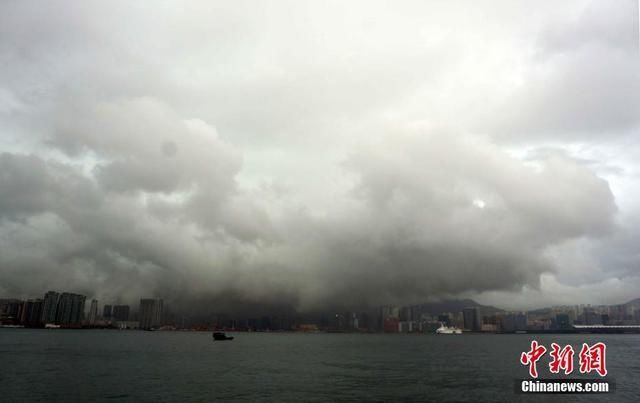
[379,305,400,330]
[383,317,400,333]
[113,305,130,321]
[0,299,24,325]
[40,291,59,325]
[88,299,98,325]
[139,298,163,330]
[56,293,86,327]
[463,307,481,331]
[103,304,112,319]
[20,299,43,327]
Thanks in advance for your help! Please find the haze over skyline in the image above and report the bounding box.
[0,0,639,313]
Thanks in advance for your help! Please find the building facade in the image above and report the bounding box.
[113,305,130,321]
[88,299,98,325]
[56,293,86,327]
[139,298,163,330]
[40,291,60,325]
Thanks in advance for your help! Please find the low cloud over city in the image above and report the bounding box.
[0,0,638,312]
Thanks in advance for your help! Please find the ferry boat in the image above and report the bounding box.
[212,331,234,341]
[435,323,462,334]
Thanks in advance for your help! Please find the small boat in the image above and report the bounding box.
[213,331,234,341]
[435,323,462,334]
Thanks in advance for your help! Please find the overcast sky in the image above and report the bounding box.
[0,0,638,312]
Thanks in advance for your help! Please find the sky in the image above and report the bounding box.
[0,0,638,312]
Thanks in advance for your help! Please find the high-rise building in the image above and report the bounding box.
[56,293,86,327]
[515,313,527,330]
[581,307,602,325]
[41,291,60,325]
[88,299,98,325]
[139,298,163,330]
[609,305,627,322]
[379,305,400,330]
[103,305,112,319]
[19,300,30,325]
[463,307,481,331]
[499,312,527,332]
[555,313,571,329]
[20,299,43,327]
[383,317,400,332]
[0,299,24,325]
[113,305,130,321]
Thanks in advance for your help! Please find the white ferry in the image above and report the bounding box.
[435,323,462,334]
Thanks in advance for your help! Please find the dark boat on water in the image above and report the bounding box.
[213,332,234,341]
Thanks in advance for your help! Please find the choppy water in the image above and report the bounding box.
[1,329,638,402]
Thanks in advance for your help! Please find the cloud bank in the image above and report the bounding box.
[0,0,637,312]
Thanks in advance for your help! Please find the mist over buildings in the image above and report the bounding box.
[0,1,638,313]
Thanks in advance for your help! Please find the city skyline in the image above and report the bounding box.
[4,287,640,314]
[3,287,640,333]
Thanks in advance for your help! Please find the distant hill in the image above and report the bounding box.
[412,299,504,315]
[624,298,640,308]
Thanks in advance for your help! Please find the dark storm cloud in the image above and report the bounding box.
[0,0,636,311]
[1,130,617,311]
[0,153,100,220]
[283,135,617,309]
